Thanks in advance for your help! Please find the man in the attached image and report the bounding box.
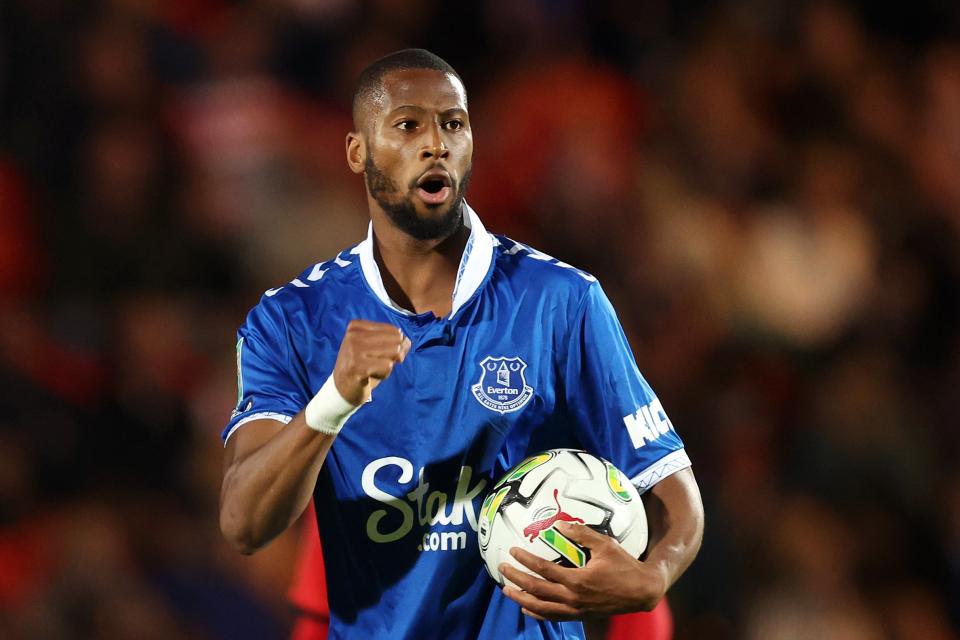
[219,49,704,639]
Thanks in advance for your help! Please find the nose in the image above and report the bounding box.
[419,123,449,161]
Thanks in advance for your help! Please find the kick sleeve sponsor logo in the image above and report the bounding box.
[622,397,674,448]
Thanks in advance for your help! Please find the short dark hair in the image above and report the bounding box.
[352,49,465,131]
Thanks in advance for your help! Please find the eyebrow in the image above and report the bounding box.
[387,105,468,117]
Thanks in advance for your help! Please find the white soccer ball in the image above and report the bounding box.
[477,448,647,586]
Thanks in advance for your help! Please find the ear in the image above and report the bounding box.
[345,132,366,175]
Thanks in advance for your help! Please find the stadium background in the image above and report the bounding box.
[2,0,959,638]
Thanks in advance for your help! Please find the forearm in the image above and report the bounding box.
[219,413,336,554]
[641,467,704,594]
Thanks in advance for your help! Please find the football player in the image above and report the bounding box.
[220,49,703,639]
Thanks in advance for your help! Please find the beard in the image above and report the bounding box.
[364,152,472,241]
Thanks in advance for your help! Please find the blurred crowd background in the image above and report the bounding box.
[2,0,959,638]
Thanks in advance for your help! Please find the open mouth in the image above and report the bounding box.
[415,171,453,205]
[419,178,447,194]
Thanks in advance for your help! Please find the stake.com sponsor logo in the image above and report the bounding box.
[361,457,487,551]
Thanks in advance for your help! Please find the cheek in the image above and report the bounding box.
[447,129,472,155]
[368,130,405,164]
[368,144,405,177]
[456,136,474,172]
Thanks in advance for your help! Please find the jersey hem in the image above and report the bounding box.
[630,449,692,493]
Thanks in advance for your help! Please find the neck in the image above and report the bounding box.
[369,206,470,317]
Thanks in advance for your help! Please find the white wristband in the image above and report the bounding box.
[304,374,361,435]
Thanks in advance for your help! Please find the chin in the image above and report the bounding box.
[416,200,455,217]
[397,197,464,241]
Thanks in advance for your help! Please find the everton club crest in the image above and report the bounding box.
[471,356,534,414]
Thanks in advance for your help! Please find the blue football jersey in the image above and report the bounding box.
[222,205,691,640]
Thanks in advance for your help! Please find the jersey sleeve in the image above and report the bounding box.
[564,282,691,492]
[221,299,309,444]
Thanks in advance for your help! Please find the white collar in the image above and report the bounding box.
[351,203,494,318]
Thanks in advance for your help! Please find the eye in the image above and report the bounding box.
[443,119,464,131]
[395,120,417,131]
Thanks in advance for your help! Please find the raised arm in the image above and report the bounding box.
[219,320,411,554]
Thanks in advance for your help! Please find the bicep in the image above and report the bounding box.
[222,418,288,472]
[644,468,703,547]
[648,467,700,506]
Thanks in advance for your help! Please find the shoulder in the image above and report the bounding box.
[243,245,363,328]
[492,235,599,302]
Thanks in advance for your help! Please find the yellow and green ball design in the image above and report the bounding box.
[477,448,647,587]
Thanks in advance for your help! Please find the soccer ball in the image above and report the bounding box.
[477,448,647,586]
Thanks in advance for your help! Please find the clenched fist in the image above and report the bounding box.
[333,320,412,405]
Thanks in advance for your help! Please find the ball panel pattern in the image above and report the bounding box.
[478,449,648,586]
